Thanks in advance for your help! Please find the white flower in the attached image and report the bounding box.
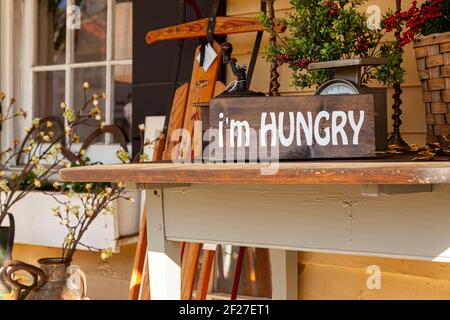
[32,118,41,128]
[86,204,94,217]
[52,207,61,217]
[66,189,75,198]
[83,82,90,89]
[116,148,130,164]
[100,249,113,261]
[34,179,42,188]
[63,107,75,122]
[70,205,80,217]
[33,165,45,176]
[138,124,146,132]
[0,180,10,193]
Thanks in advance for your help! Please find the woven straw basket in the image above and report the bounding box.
[414,31,450,144]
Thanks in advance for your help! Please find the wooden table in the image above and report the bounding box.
[61,161,450,299]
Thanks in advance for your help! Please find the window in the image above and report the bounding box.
[32,0,132,147]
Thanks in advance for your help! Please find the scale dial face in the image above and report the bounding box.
[316,80,360,95]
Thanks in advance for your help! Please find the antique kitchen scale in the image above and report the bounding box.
[310,58,389,150]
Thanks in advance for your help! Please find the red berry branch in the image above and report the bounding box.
[383,0,444,48]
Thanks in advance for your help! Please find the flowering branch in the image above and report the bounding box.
[0,84,109,225]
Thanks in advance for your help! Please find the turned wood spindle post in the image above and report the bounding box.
[388,0,409,147]
[267,0,281,96]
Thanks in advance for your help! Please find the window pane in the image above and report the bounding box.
[74,0,107,63]
[73,67,106,142]
[35,71,66,123]
[38,0,67,65]
[115,0,133,60]
[113,65,132,143]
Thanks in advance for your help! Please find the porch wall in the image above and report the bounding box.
[227,0,450,300]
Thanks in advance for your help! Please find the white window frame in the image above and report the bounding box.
[23,0,132,160]
[0,0,16,149]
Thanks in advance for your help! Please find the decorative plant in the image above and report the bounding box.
[383,0,448,48]
[259,0,404,89]
[48,121,152,263]
[48,180,130,262]
[46,87,153,262]
[421,0,450,36]
[0,84,153,263]
[378,0,448,146]
[367,0,448,86]
[0,85,107,226]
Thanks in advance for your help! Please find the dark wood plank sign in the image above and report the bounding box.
[207,95,380,161]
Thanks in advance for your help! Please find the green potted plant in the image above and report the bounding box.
[259,0,403,89]
[383,0,449,143]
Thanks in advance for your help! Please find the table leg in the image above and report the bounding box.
[146,189,181,300]
[269,250,298,300]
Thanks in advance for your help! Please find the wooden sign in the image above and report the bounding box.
[207,95,381,161]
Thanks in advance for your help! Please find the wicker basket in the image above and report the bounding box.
[414,31,450,144]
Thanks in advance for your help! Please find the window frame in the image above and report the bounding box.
[0,0,16,149]
[26,0,132,150]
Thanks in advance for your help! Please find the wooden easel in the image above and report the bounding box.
[130,6,283,301]
[129,84,190,300]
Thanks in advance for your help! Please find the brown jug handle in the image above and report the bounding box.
[2,260,47,300]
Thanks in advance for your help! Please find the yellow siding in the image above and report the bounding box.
[298,252,450,300]
[227,0,450,299]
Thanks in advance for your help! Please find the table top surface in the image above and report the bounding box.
[59,160,450,185]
